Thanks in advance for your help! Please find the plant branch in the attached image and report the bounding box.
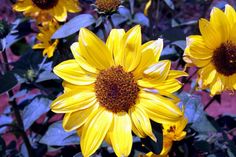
[1,49,34,157]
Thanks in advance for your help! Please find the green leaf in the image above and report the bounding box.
[22,97,52,130]
[52,14,96,39]
[193,141,211,152]
[133,13,149,27]
[163,0,175,10]
[5,18,32,48]
[0,114,13,134]
[0,136,6,157]
[111,14,128,27]
[39,121,80,146]
[178,92,216,133]
[141,121,163,154]
[10,38,32,56]
[0,72,18,95]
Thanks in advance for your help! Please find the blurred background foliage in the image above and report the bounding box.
[0,0,236,157]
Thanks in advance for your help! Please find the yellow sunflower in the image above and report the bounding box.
[184,4,236,95]
[145,117,188,157]
[51,25,187,157]
[13,0,80,22]
[33,20,59,58]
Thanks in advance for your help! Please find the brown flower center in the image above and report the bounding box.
[95,0,121,13]
[212,41,236,76]
[32,0,58,10]
[95,66,139,113]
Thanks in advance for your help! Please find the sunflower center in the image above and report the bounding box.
[95,0,121,13]
[32,0,58,9]
[212,41,236,76]
[95,66,139,113]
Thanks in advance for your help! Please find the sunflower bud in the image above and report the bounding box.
[26,69,36,82]
[95,0,121,14]
[0,20,10,39]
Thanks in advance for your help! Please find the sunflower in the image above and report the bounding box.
[184,4,236,95]
[33,20,59,58]
[95,0,121,14]
[51,25,187,157]
[145,117,188,157]
[13,0,80,22]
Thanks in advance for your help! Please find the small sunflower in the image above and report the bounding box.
[145,117,188,157]
[33,20,59,58]
[184,4,236,95]
[51,25,187,157]
[13,0,80,22]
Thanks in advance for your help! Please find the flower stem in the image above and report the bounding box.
[1,49,34,157]
[108,16,115,28]
[204,96,215,110]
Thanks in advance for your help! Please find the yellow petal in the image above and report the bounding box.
[51,89,96,113]
[62,81,78,92]
[53,59,96,85]
[144,0,152,15]
[106,29,125,65]
[225,4,236,29]
[33,43,45,49]
[167,70,188,79]
[199,64,216,86]
[81,107,113,157]
[13,0,32,11]
[134,39,163,77]
[210,7,229,43]
[45,40,58,58]
[62,102,99,131]
[53,3,67,22]
[139,91,183,123]
[79,28,114,70]
[110,112,132,157]
[209,75,224,96]
[183,47,211,67]
[70,42,98,74]
[65,0,81,13]
[144,60,171,81]
[122,25,142,72]
[186,35,213,59]
[199,18,221,49]
[155,79,183,93]
[129,105,156,141]
[143,38,163,61]
[229,23,236,43]
[233,74,236,90]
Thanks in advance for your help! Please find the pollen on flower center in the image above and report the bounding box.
[212,41,236,76]
[32,0,58,9]
[95,66,139,113]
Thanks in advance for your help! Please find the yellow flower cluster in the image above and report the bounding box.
[13,0,80,58]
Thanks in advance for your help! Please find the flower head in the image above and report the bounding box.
[95,0,121,14]
[51,25,187,157]
[13,0,80,22]
[33,20,59,58]
[184,4,236,95]
[145,117,188,157]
